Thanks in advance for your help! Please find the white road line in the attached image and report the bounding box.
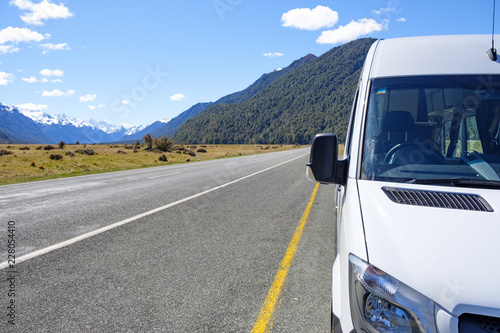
[0,153,308,270]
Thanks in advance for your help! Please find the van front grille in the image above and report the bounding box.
[459,313,500,333]
[382,187,493,212]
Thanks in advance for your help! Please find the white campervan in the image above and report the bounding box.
[307,35,500,333]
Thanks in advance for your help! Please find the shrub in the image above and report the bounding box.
[19,146,30,151]
[44,145,55,150]
[185,149,196,157]
[50,154,63,160]
[197,148,207,153]
[117,150,127,154]
[74,149,96,155]
[65,151,75,157]
[153,136,173,152]
[30,161,36,167]
[0,150,12,156]
[159,154,168,162]
[36,146,43,150]
[143,133,153,150]
[58,141,65,149]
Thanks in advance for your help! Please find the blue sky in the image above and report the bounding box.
[0,0,497,127]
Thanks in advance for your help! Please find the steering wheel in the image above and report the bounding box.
[384,142,446,164]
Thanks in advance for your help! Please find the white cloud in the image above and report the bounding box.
[0,26,49,44]
[42,89,75,97]
[15,103,48,111]
[79,94,97,102]
[316,18,384,45]
[51,78,62,83]
[121,100,129,105]
[40,77,49,83]
[41,42,70,54]
[88,105,96,110]
[397,18,406,22]
[22,76,38,83]
[263,52,284,58]
[42,89,64,97]
[0,72,15,85]
[98,103,105,108]
[170,93,185,101]
[282,6,338,31]
[0,45,20,54]
[40,69,64,77]
[10,0,73,26]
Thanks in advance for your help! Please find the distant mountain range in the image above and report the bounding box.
[0,104,168,144]
[0,38,375,145]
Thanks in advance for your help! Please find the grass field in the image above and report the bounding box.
[0,143,304,185]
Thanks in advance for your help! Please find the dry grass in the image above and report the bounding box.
[0,144,304,185]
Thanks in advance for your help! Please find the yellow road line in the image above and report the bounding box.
[251,182,320,333]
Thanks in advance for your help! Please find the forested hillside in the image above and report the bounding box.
[172,38,376,145]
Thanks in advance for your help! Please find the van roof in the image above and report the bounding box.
[369,35,500,78]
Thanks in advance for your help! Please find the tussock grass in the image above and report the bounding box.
[0,144,304,185]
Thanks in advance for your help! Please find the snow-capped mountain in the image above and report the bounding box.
[20,110,92,127]
[0,103,53,143]
[87,119,144,135]
[0,104,148,144]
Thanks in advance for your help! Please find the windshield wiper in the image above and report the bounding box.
[406,177,500,189]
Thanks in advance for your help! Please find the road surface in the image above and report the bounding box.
[0,148,336,332]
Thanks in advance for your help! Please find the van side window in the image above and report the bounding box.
[465,116,483,153]
[445,115,483,158]
[345,88,359,156]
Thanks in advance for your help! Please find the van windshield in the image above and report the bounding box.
[361,75,500,186]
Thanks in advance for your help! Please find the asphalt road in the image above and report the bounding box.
[0,148,336,332]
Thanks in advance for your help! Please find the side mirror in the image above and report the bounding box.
[307,133,348,185]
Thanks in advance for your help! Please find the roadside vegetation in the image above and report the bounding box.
[0,138,305,185]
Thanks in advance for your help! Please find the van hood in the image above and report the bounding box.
[357,180,500,315]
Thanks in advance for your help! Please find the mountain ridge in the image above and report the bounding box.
[0,104,54,143]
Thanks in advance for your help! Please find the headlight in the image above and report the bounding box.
[349,254,438,333]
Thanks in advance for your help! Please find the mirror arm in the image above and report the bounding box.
[335,158,349,186]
